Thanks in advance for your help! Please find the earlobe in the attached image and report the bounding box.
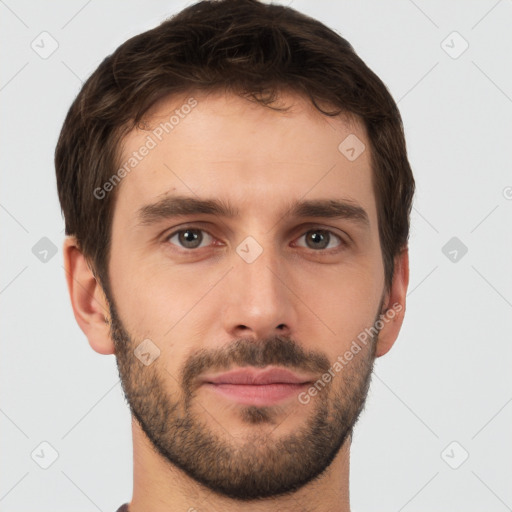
[63,236,115,355]
[375,248,409,358]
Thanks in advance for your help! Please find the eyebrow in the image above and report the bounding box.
[136,194,370,228]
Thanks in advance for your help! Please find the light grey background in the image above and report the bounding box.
[1,1,511,511]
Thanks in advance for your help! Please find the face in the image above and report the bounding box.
[106,90,388,499]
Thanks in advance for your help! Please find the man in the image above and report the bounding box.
[56,0,414,510]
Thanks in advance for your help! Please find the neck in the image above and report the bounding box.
[127,418,352,512]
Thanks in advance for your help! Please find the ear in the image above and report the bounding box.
[63,236,115,355]
[375,248,409,358]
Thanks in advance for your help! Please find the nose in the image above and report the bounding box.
[221,241,298,341]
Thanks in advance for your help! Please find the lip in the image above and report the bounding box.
[200,367,314,406]
[202,367,314,385]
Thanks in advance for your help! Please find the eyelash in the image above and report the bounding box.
[164,225,347,254]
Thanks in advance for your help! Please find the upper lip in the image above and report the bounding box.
[201,367,314,385]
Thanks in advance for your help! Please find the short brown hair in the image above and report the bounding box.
[55,0,414,293]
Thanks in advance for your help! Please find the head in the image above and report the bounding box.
[57,0,413,501]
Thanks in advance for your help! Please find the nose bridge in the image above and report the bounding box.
[238,238,282,301]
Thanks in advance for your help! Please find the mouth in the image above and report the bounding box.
[200,366,314,406]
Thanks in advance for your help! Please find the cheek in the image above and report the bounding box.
[108,250,223,351]
[298,264,382,356]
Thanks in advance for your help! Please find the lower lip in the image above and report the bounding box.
[202,383,309,406]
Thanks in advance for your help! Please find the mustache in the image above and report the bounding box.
[181,335,331,391]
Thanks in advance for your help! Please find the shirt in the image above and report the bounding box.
[116,505,129,512]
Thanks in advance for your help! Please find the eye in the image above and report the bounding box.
[164,226,345,253]
[294,228,344,251]
[166,228,215,250]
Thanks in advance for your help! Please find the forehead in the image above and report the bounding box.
[112,90,376,226]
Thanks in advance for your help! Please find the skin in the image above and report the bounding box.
[63,90,409,512]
